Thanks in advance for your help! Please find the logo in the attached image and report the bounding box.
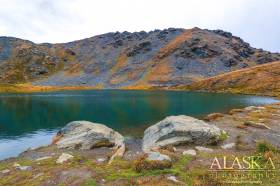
[210,156,275,170]
[204,155,279,185]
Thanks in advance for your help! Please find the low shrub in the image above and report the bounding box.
[257,140,279,153]
[134,155,172,172]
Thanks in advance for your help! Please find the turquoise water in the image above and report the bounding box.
[0,90,278,160]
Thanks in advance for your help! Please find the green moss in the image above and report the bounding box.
[84,155,193,183]
[219,131,229,141]
[83,179,97,186]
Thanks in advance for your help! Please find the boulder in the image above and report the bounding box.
[142,115,223,152]
[53,121,125,164]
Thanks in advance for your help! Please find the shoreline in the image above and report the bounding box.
[0,84,279,100]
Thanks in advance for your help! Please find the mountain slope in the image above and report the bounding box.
[0,27,280,89]
[187,61,280,96]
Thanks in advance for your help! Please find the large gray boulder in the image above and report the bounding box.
[53,121,125,163]
[142,115,223,152]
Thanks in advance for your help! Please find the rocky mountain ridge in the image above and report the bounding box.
[0,27,280,89]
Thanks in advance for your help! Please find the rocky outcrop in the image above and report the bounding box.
[1,28,280,88]
[142,115,223,152]
[53,121,125,163]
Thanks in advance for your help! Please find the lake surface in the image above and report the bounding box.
[0,90,278,160]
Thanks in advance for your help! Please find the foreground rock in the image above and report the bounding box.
[195,146,214,152]
[183,149,197,156]
[221,143,236,150]
[243,121,271,129]
[147,152,171,161]
[1,169,10,174]
[53,121,125,163]
[15,165,32,171]
[36,156,52,161]
[142,115,223,152]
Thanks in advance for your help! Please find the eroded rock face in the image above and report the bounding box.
[53,121,125,163]
[142,115,223,152]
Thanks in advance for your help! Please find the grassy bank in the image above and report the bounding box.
[0,84,102,93]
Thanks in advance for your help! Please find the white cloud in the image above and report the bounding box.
[0,0,279,52]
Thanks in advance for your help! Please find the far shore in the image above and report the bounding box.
[0,84,279,99]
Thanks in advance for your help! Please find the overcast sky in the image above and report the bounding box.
[0,0,279,52]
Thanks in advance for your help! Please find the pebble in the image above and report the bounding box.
[97,158,107,163]
[183,149,197,156]
[167,175,179,183]
[221,143,236,149]
[36,156,52,161]
[195,146,214,152]
[16,166,32,171]
[1,169,10,174]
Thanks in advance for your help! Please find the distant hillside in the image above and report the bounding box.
[0,27,280,89]
[187,61,280,96]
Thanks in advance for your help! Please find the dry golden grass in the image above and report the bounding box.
[188,61,280,96]
[0,83,101,93]
[110,54,128,74]
[146,59,173,83]
[153,30,193,60]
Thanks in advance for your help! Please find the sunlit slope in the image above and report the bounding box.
[187,61,280,96]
